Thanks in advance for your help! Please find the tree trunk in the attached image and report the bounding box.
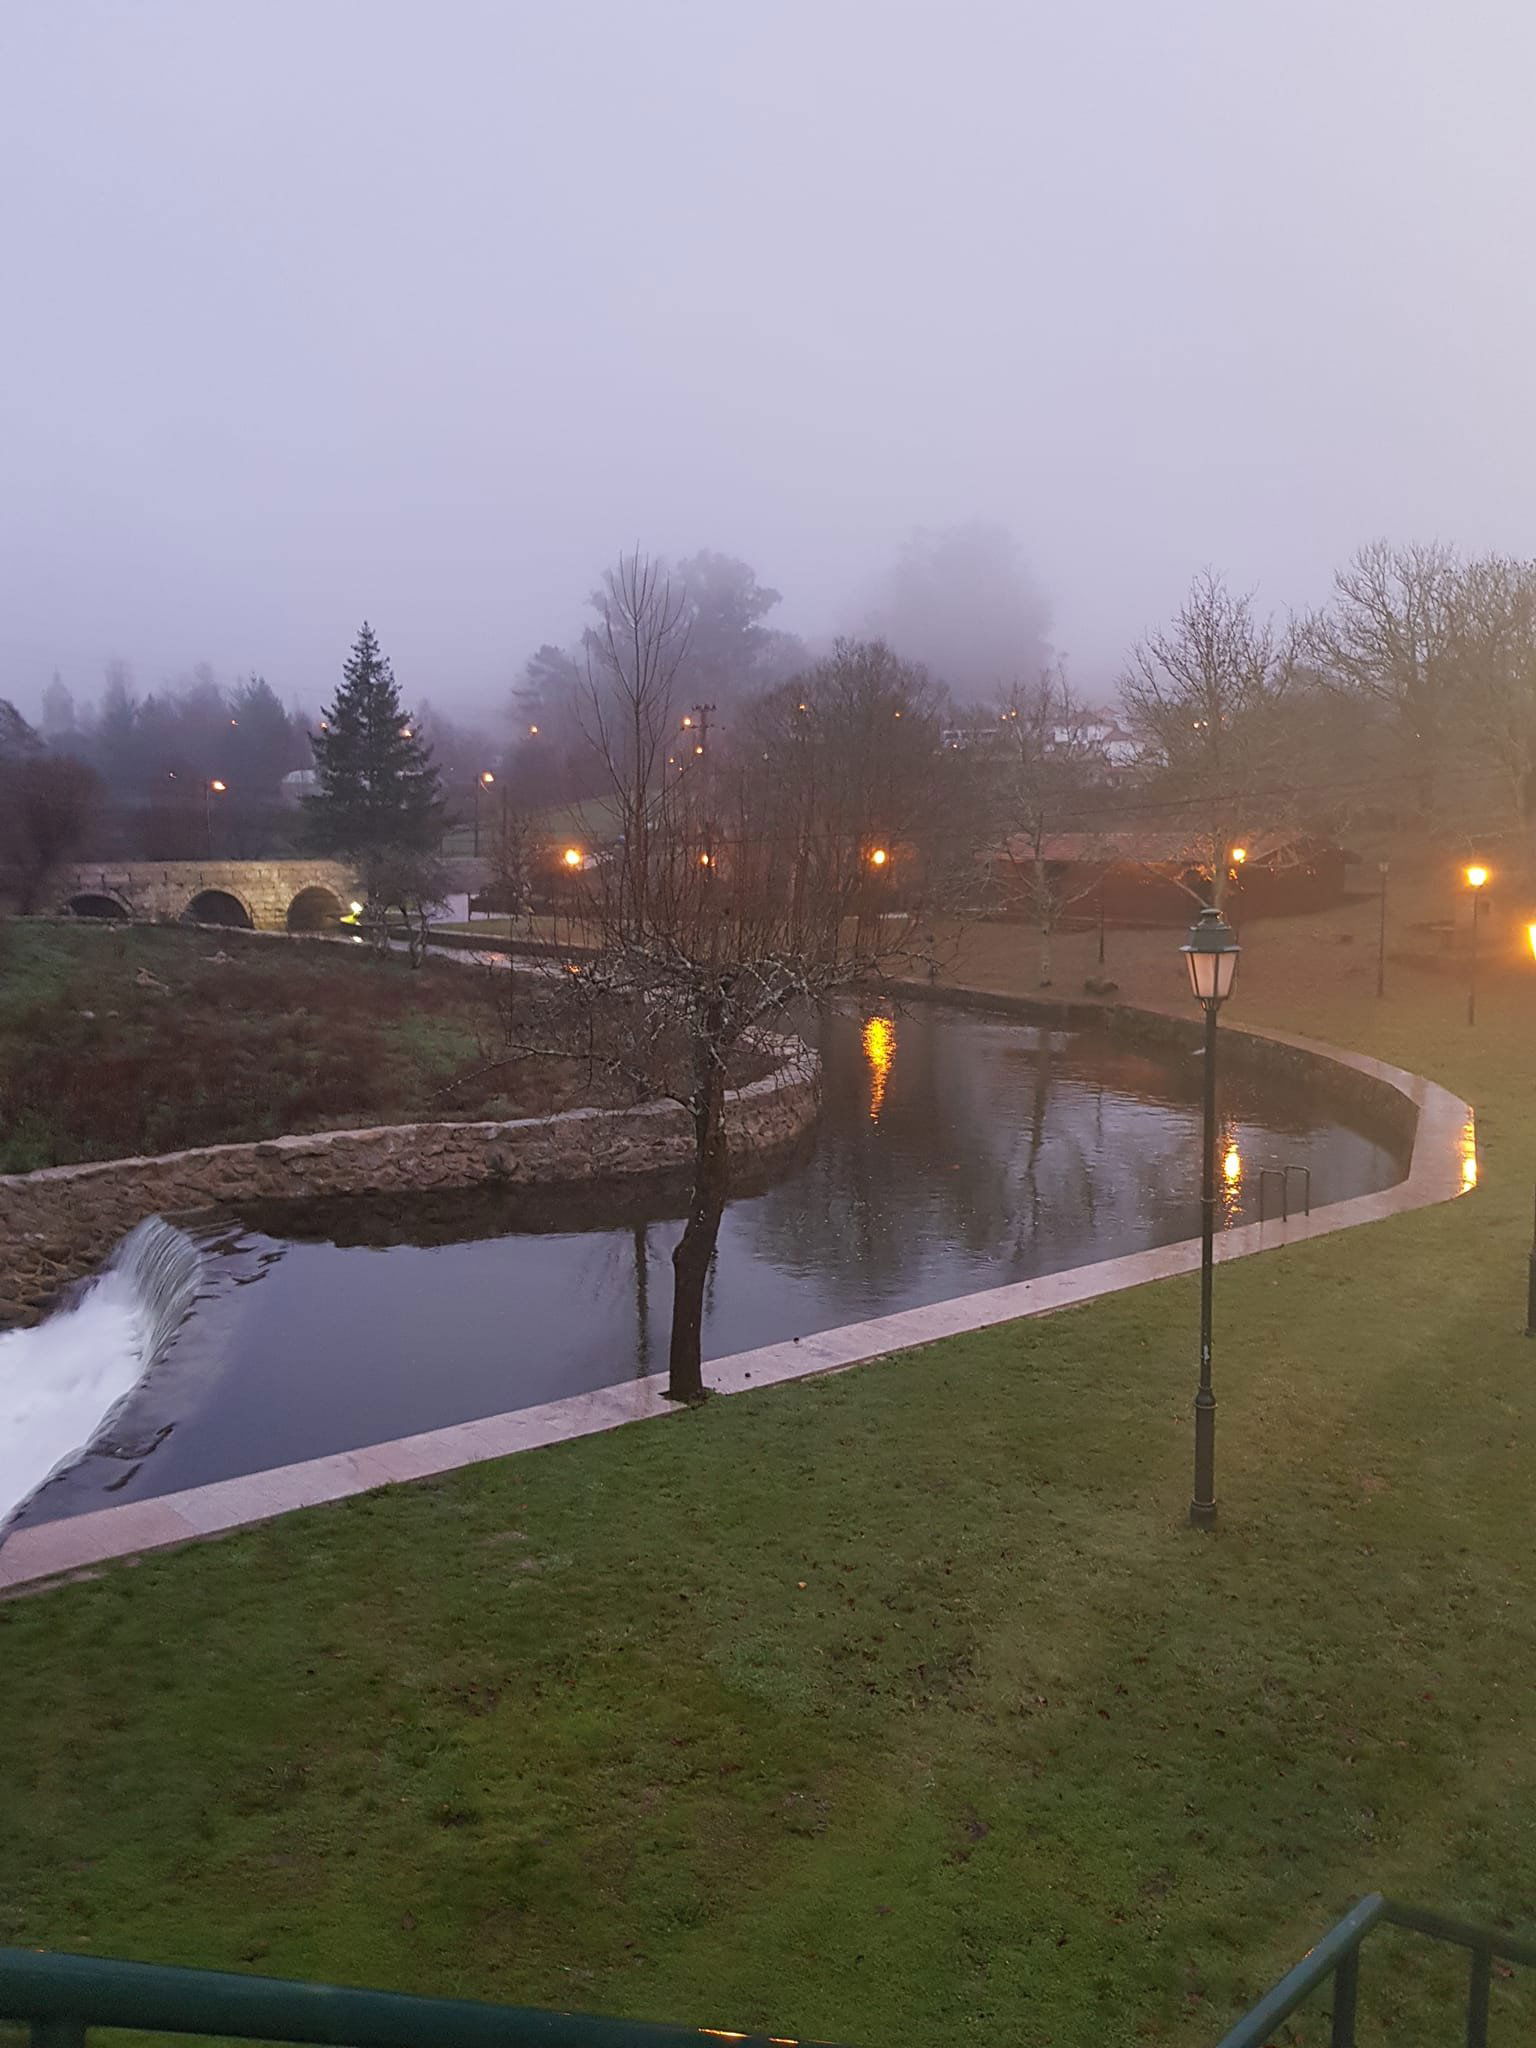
[667,1024,729,1404]
[1033,854,1053,984]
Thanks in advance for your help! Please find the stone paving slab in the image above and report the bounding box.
[0,1026,1473,1596]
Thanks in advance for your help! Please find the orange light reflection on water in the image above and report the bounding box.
[1219,1133,1243,1221]
[863,1013,895,1121]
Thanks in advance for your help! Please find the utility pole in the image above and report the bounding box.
[690,702,716,765]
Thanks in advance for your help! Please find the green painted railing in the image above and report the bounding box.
[1215,1894,1536,2048]
[0,1947,837,2048]
[7,1898,1535,2048]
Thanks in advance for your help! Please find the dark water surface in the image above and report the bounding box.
[25,1005,1409,1522]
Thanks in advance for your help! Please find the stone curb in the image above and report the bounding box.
[0,1038,820,1313]
[0,1015,1473,1595]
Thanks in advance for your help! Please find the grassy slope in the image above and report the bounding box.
[3,867,1536,2044]
[0,923,621,1171]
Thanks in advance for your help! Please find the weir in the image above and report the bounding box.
[0,1218,203,1530]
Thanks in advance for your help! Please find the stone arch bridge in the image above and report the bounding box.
[55,860,361,933]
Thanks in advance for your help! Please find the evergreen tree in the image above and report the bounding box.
[305,623,442,852]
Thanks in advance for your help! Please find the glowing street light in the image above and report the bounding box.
[472,769,496,856]
[204,778,227,855]
[1231,846,1247,866]
[562,847,583,869]
[1466,863,1491,1025]
[529,724,540,735]
[681,715,693,729]
[869,847,889,868]
[1181,904,1241,1527]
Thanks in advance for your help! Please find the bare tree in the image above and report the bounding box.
[1453,553,1536,852]
[1300,540,1466,822]
[356,843,451,966]
[1120,570,1292,908]
[993,671,1110,985]
[582,550,692,935]
[520,599,963,1403]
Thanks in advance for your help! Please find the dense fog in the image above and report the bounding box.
[5,0,1535,734]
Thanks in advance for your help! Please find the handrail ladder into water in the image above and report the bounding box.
[1257,1161,1312,1225]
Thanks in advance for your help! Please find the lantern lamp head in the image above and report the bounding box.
[1182,905,1240,1008]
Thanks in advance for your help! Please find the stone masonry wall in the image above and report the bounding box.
[0,1047,820,1323]
[56,860,359,932]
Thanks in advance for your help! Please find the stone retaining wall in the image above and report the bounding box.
[0,1044,819,1324]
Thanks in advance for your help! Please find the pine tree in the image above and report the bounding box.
[305,623,442,852]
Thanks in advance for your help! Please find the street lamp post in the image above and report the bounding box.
[1376,860,1390,998]
[205,778,227,855]
[1465,864,1490,1026]
[1182,904,1241,1529]
[474,770,495,857]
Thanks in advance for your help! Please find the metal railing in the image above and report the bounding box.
[1256,1161,1312,1225]
[1215,1894,1536,2048]
[0,1947,839,2048]
[9,1898,1534,2048]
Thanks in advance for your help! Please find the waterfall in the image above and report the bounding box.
[0,1217,204,1533]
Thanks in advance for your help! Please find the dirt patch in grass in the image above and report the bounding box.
[0,923,758,1171]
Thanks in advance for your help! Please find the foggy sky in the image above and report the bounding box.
[4,0,1535,723]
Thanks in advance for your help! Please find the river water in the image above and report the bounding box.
[12,1003,1409,1527]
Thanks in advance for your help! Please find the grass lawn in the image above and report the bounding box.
[4,851,1536,2044]
[0,922,645,1172]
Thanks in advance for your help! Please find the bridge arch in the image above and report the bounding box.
[182,888,255,929]
[65,891,131,921]
[286,883,347,933]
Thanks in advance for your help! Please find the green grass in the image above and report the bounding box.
[0,923,611,1170]
[4,880,1536,2044]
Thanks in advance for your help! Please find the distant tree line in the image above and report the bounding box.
[503,523,1051,808]
[1113,544,1536,891]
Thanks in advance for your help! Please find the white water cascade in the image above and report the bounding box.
[0,1217,204,1531]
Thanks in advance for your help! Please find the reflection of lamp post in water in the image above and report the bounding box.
[862,1013,894,1121]
[1182,904,1241,1528]
[1465,864,1490,1026]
